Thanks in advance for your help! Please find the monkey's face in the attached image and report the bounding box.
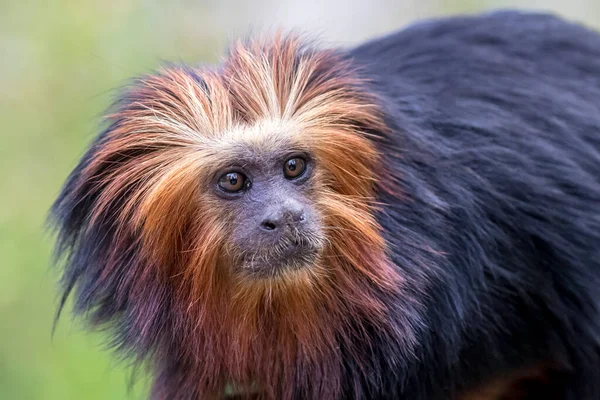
[53,36,408,398]
[53,48,394,294]
[53,45,393,297]
[210,141,324,277]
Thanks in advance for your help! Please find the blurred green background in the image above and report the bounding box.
[1,0,599,399]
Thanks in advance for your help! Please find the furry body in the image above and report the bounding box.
[52,11,600,400]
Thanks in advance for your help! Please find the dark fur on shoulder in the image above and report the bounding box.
[51,11,600,400]
[349,10,600,399]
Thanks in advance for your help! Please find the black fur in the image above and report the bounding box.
[347,10,600,399]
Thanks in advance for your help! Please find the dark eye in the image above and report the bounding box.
[218,172,248,193]
[283,157,307,179]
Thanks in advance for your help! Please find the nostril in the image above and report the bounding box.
[261,220,277,231]
[288,211,305,224]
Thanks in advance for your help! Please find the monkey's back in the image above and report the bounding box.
[349,11,600,399]
[352,10,600,166]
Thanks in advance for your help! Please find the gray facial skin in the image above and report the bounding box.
[214,149,324,277]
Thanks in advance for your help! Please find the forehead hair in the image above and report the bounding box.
[77,34,389,211]
[194,119,313,176]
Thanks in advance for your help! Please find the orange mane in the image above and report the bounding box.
[57,34,416,399]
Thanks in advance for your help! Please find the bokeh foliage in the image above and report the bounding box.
[0,1,222,398]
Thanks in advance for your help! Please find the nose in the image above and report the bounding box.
[260,201,306,232]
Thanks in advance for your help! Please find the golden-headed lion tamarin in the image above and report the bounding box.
[51,11,600,400]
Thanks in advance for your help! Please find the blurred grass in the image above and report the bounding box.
[0,1,223,398]
[1,0,599,399]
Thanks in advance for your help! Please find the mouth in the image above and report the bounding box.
[239,237,321,278]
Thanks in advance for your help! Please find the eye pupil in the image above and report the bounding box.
[218,172,247,193]
[283,157,307,179]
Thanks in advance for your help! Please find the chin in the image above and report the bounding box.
[240,251,321,279]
